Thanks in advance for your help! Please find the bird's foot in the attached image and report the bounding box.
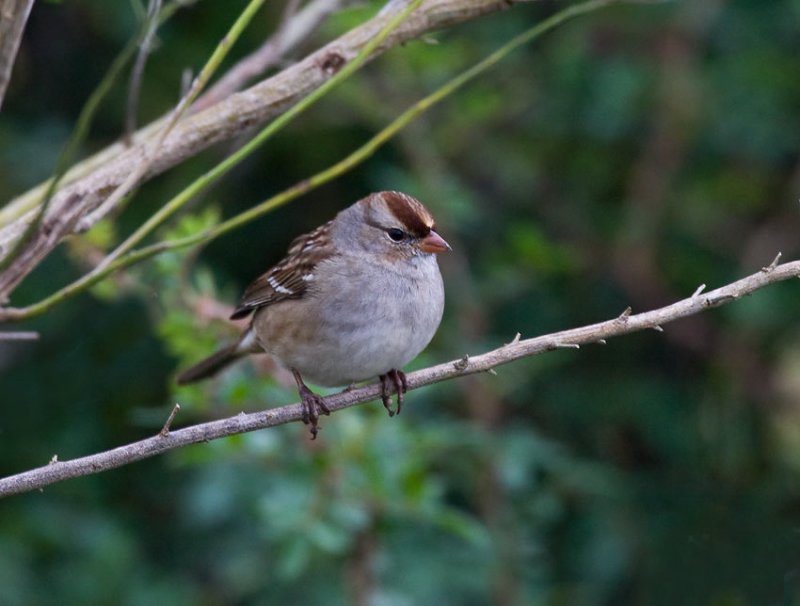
[297,385,330,439]
[292,369,330,439]
[379,369,408,417]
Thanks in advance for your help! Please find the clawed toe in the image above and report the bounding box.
[379,369,408,417]
[299,390,330,439]
[291,366,410,437]
[292,369,330,439]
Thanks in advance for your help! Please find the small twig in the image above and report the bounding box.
[180,68,193,97]
[692,284,706,297]
[124,0,163,145]
[453,354,470,371]
[617,306,632,321]
[159,403,181,437]
[553,342,580,349]
[0,330,38,340]
[762,251,782,273]
[651,324,664,332]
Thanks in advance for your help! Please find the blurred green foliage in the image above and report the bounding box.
[2,0,800,604]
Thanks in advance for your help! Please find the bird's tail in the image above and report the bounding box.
[176,329,259,385]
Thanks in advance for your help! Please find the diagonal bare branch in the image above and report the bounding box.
[1,255,798,498]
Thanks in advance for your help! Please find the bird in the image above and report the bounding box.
[177,191,450,438]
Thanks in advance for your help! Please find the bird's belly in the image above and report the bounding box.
[275,312,432,386]
[254,282,441,387]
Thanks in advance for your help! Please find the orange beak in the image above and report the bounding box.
[418,230,451,254]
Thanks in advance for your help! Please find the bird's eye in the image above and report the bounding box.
[386,228,406,242]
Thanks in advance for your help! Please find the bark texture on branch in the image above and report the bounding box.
[0,0,535,300]
[1,256,796,498]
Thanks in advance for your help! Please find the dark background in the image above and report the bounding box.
[1,0,800,604]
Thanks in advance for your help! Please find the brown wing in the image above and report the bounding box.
[230,220,335,320]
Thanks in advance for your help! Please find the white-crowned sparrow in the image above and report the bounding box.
[177,191,450,437]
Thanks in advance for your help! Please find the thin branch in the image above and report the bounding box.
[0,330,38,340]
[692,284,706,297]
[0,0,540,300]
[159,403,181,436]
[193,0,348,112]
[0,0,35,111]
[124,0,163,145]
[1,256,798,498]
[762,251,782,272]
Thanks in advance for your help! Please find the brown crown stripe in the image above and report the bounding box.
[380,191,433,237]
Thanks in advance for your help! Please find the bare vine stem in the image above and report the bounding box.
[1,255,797,498]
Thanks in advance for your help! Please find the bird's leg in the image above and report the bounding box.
[291,369,330,439]
[379,369,408,417]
